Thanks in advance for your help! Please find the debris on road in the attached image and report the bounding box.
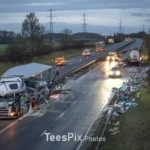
[95,66,147,149]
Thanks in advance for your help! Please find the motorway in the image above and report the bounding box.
[0,40,140,150]
[0,61,136,150]
[42,41,132,80]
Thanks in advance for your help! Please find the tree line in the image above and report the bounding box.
[0,12,147,63]
[0,30,16,44]
[0,13,86,63]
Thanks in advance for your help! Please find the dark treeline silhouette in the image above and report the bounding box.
[0,30,17,44]
[0,12,147,64]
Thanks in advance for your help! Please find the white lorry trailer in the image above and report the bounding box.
[129,49,141,64]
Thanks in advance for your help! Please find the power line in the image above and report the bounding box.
[47,9,55,41]
[141,24,145,32]
[82,13,87,33]
[119,19,122,34]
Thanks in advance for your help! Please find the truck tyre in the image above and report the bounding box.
[20,109,23,117]
[17,111,20,117]
[17,109,23,117]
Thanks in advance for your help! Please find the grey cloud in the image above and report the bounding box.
[0,22,140,34]
[0,0,150,13]
[145,19,150,22]
[130,12,150,17]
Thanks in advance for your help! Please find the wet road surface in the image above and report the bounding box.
[0,61,135,150]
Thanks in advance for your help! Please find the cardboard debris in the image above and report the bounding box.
[110,131,120,135]
[108,127,119,133]
[102,67,147,138]
[113,121,120,126]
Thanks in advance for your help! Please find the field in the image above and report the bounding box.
[0,63,18,77]
[0,41,107,76]
[141,41,148,65]
[33,47,95,64]
[0,47,95,76]
[0,44,7,54]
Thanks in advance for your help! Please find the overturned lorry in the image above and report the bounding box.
[0,63,62,118]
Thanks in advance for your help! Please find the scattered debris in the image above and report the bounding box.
[108,127,119,133]
[101,67,146,139]
[113,121,120,126]
[110,131,120,135]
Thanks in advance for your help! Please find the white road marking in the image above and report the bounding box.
[76,98,109,150]
[56,101,73,104]
[73,100,77,105]
[0,112,33,135]
[0,61,109,136]
[40,130,47,136]
[0,119,19,134]
[40,97,81,135]
[59,112,64,118]
[76,117,97,150]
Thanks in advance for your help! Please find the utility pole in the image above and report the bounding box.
[141,24,145,32]
[48,9,55,42]
[119,19,122,34]
[82,13,87,33]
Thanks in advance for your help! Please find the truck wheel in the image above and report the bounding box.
[17,109,23,117]
[20,109,23,117]
[17,111,20,117]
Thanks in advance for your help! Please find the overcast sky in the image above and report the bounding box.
[0,0,150,34]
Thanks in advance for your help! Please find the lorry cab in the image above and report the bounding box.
[0,96,23,118]
[0,77,26,97]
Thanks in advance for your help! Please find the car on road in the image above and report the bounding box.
[107,51,118,61]
[82,49,91,56]
[109,66,122,78]
[55,57,66,66]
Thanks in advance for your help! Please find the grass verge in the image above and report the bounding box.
[0,63,19,77]
[0,42,127,76]
[33,48,94,64]
[98,87,150,150]
[141,41,148,66]
[0,48,95,76]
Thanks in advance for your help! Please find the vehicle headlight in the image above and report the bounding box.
[116,71,121,75]
[109,71,113,75]
[10,112,15,116]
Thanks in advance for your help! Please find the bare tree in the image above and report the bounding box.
[62,28,72,42]
[21,12,45,52]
